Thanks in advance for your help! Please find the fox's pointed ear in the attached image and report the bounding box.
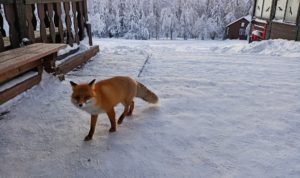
[70,81,78,88]
[89,79,96,86]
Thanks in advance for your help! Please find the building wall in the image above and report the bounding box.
[226,19,249,40]
[270,22,298,40]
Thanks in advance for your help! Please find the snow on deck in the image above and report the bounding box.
[1,39,300,178]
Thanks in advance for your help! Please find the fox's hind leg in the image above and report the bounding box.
[118,104,129,125]
[127,101,134,116]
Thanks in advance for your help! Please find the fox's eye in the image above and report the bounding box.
[75,96,80,100]
[84,96,90,100]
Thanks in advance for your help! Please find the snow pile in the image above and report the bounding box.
[213,39,300,57]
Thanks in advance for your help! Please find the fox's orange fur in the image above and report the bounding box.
[70,76,158,141]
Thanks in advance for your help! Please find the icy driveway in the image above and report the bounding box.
[1,39,300,178]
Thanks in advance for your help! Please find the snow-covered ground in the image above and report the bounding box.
[1,39,300,178]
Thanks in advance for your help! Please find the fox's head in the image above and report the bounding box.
[70,79,96,108]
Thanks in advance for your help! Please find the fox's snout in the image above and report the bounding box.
[71,98,87,108]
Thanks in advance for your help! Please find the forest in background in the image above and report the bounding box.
[88,0,253,40]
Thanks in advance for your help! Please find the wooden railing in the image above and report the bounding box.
[0,0,92,52]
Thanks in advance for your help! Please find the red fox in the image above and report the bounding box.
[70,76,158,141]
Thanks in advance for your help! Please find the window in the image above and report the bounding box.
[255,0,264,17]
[284,0,300,23]
[241,22,245,27]
[262,0,272,18]
[239,28,246,35]
[275,0,287,20]
[255,0,273,19]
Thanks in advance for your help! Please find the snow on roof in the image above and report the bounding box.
[253,18,268,23]
[226,15,252,27]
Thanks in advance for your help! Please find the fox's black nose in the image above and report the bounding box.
[79,104,83,107]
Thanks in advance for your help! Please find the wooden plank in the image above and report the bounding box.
[86,23,92,46]
[54,2,64,43]
[56,45,99,75]
[43,53,57,73]
[16,0,28,41]
[0,43,66,74]
[0,0,14,4]
[0,71,42,104]
[3,4,20,48]
[0,59,41,84]
[0,6,4,51]
[37,3,47,42]
[46,3,56,43]
[0,43,41,61]
[0,43,65,65]
[72,1,79,44]
[26,4,35,42]
[82,0,88,21]
[63,2,73,46]
[25,0,83,4]
[77,1,84,40]
[0,5,6,37]
[0,31,4,52]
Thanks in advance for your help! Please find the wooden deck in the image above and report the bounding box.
[0,43,66,104]
[0,0,99,104]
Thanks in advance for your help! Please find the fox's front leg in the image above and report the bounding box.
[84,115,98,141]
[107,109,116,132]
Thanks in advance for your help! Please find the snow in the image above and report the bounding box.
[56,43,90,66]
[253,18,268,23]
[1,39,300,177]
[57,44,79,57]
[0,71,38,92]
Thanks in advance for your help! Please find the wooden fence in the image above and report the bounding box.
[0,0,92,52]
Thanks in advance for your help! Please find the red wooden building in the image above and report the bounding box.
[225,16,251,40]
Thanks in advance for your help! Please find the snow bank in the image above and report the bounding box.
[212,39,300,57]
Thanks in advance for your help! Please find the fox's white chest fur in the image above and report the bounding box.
[73,98,105,115]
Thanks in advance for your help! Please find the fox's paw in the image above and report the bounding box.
[84,135,93,141]
[109,127,116,132]
[117,119,123,125]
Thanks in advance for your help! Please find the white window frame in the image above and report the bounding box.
[262,0,273,18]
[284,0,300,23]
[255,0,264,18]
[275,0,287,20]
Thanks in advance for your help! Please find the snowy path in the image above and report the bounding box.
[1,39,300,178]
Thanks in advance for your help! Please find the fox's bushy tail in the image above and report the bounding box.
[136,82,158,104]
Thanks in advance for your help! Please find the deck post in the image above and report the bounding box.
[296,2,300,40]
[248,0,257,43]
[83,0,93,46]
[267,0,277,39]
[15,0,28,43]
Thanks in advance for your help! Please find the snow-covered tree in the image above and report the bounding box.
[87,0,253,40]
